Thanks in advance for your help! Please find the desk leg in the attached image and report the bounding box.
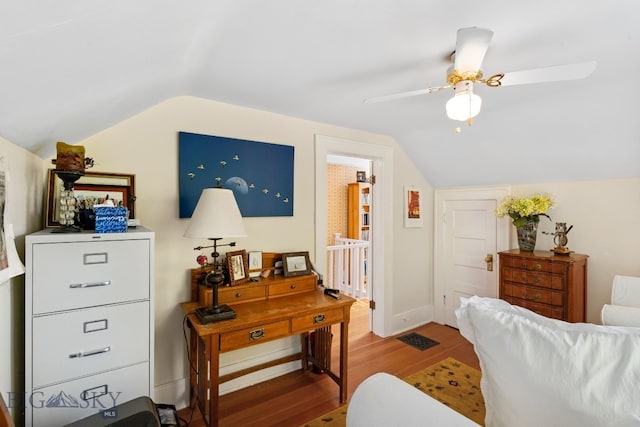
[197,333,220,427]
[339,317,349,403]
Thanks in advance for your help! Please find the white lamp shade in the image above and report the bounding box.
[446,81,482,121]
[183,188,247,239]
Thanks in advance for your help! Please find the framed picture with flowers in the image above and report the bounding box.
[404,186,423,228]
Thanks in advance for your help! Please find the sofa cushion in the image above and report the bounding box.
[456,296,640,427]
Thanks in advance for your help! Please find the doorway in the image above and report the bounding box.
[315,135,394,338]
[433,188,510,327]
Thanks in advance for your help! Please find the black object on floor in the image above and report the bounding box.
[396,332,440,351]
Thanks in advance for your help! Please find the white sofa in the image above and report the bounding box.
[601,275,640,327]
[347,290,640,427]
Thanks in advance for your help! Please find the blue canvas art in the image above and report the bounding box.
[179,132,294,217]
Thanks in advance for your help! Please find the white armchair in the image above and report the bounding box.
[601,275,640,327]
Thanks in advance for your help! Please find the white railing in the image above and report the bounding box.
[326,233,369,299]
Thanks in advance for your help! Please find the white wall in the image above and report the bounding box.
[0,136,45,422]
[506,178,640,323]
[80,96,432,406]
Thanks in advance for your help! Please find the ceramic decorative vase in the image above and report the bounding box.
[516,220,538,251]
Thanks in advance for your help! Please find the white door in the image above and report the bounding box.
[434,189,510,327]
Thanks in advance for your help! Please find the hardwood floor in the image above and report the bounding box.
[177,299,479,427]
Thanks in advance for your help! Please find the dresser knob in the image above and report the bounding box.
[535,263,542,270]
[290,284,296,289]
[235,293,242,298]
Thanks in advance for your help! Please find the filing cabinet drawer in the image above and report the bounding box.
[31,362,150,427]
[220,320,290,351]
[32,301,149,388]
[31,239,150,314]
[292,308,343,333]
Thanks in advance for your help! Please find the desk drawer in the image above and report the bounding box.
[268,276,316,297]
[292,308,343,333]
[217,283,267,305]
[220,320,290,351]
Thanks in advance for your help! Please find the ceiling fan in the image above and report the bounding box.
[364,27,597,124]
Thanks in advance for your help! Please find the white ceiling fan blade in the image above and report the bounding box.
[488,60,597,87]
[454,27,493,74]
[363,86,447,104]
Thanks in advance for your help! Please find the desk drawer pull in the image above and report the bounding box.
[69,280,112,289]
[313,314,325,324]
[249,328,265,341]
[69,346,111,358]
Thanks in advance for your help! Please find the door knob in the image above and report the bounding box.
[484,254,494,272]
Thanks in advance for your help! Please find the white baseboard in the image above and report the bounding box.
[391,304,433,335]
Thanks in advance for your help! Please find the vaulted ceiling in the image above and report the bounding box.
[1,1,638,187]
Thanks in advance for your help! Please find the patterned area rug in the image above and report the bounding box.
[300,357,485,427]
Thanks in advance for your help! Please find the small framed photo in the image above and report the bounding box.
[226,249,250,286]
[282,251,312,277]
[404,186,424,228]
[248,251,263,278]
[356,171,367,183]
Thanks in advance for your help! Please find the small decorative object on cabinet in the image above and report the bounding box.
[498,249,588,322]
[348,182,371,241]
[25,227,155,427]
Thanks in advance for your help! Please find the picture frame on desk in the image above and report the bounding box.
[282,251,312,277]
[226,249,250,286]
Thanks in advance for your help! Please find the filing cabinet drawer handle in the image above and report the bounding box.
[249,329,265,341]
[313,314,326,324]
[69,346,111,358]
[81,384,108,401]
[69,280,112,289]
[521,276,541,285]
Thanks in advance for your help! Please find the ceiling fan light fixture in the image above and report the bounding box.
[446,81,482,121]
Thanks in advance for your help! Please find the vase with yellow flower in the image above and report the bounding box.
[495,194,554,251]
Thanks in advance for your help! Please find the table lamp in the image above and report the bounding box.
[184,187,247,323]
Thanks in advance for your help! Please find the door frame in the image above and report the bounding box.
[314,134,394,337]
[433,187,510,324]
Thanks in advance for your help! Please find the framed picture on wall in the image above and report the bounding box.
[404,186,423,228]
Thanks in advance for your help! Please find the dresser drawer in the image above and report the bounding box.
[291,307,343,333]
[32,301,149,388]
[502,283,564,307]
[31,240,150,314]
[220,320,290,352]
[30,361,150,427]
[503,267,564,290]
[503,296,564,320]
[502,257,564,274]
[217,283,267,305]
[268,276,316,297]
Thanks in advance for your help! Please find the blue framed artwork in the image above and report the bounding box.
[179,132,294,217]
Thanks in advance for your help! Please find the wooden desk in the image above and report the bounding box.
[181,289,355,427]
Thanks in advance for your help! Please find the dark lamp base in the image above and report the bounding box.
[196,305,237,324]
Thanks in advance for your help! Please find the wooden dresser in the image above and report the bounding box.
[498,249,588,322]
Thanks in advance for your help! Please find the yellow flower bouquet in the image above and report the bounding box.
[495,194,554,228]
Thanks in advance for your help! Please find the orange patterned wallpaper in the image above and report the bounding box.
[327,164,360,245]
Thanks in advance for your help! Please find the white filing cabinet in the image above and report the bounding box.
[25,227,154,426]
